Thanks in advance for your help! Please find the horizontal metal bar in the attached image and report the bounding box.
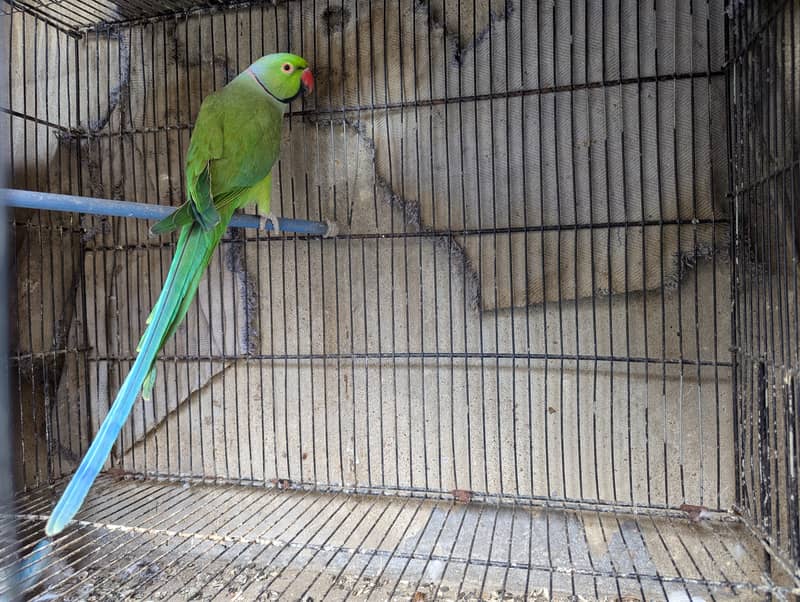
[111,471,736,517]
[84,218,729,256]
[1,189,338,237]
[63,70,727,142]
[89,350,731,368]
[0,107,76,134]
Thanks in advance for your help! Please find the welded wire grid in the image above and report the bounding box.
[6,0,733,512]
[2,0,799,599]
[728,0,800,591]
[0,477,786,600]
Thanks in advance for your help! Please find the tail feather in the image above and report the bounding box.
[45,223,216,536]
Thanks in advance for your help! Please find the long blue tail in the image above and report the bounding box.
[46,224,210,536]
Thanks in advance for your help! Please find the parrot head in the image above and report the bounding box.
[246,52,314,104]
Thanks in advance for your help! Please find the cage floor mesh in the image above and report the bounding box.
[4,476,791,600]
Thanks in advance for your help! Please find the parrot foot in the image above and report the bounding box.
[323,220,339,238]
[267,212,281,233]
[259,213,281,234]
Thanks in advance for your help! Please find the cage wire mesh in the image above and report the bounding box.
[0,0,799,599]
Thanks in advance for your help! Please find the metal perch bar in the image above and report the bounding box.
[0,189,338,237]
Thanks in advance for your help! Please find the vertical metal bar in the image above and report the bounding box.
[410,0,429,494]
[315,0,331,488]
[567,0,583,504]
[362,1,388,486]
[752,1,769,538]
[379,0,398,491]
[551,0,568,504]
[224,7,244,484]
[786,0,800,565]
[472,0,489,498]
[688,0,706,508]
[51,20,68,482]
[536,0,552,501]
[177,13,198,479]
[290,150,303,487]
[0,7,16,593]
[298,0,320,490]
[486,0,505,500]
[71,9,90,478]
[152,16,172,479]
[655,0,671,509]
[440,0,457,493]
[502,0,519,501]
[134,24,149,472]
[634,0,652,508]
[602,0,618,503]
[725,0,741,515]
[30,12,46,485]
[255,3,270,487]
[342,0,358,491]
[707,0,723,513]
[214,8,233,482]
[19,9,35,488]
[457,0,474,494]
[350,0,373,491]
[616,0,634,507]
[275,7,290,484]
[757,361,772,541]
[424,0,441,494]
[775,6,790,553]
[672,0,686,505]
[163,14,184,478]
[521,0,536,504]
[324,0,344,488]
[766,5,784,553]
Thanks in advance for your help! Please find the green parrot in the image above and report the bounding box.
[45,52,314,536]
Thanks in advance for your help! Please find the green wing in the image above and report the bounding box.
[151,94,225,235]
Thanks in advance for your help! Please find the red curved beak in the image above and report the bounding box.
[300,68,314,94]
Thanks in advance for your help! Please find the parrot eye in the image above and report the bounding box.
[282,62,294,73]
